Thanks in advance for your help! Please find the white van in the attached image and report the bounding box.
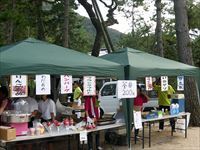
[99,81,159,114]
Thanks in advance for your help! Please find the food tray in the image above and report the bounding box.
[97,118,116,126]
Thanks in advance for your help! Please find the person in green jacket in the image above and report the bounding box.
[73,81,82,118]
[154,78,175,132]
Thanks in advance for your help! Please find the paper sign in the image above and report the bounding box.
[177,76,184,91]
[133,111,142,129]
[60,75,72,94]
[10,75,28,97]
[36,74,51,95]
[117,80,137,99]
[83,76,96,96]
[80,130,87,142]
[161,76,168,91]
[145,77,153,91]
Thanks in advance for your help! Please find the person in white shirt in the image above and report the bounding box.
[24,96,38,116]
[38,95,56,122]
[24,96,39,127]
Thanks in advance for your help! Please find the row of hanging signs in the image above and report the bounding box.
[10,74,184,98]
[145,76,184,91]
[10,75,96,98]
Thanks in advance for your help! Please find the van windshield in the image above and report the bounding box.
[101,84,116,96]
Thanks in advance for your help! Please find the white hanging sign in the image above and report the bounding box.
[161,76,168,91]
[10,75,28,97]
[36,74,51,95]
[177,76,184,91]
[133,111,142,129]
[79,130,87,142]
[117,80,137,99]
[145,77,153,91]
[83,76,96,96]
[60,75,72,94]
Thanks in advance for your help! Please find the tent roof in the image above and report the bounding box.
[0,38,124,78]
[101,47,200,78]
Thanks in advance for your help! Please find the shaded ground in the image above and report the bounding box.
[104,125,200,150]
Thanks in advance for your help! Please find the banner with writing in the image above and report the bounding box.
[177,76,184,91]
[83,76,96,96]
[36,74,51,95]
[10,75,28,97]
[60,75,72,94]
[161,76,168,91]
[145,77,153,91]
[117,80,137,99]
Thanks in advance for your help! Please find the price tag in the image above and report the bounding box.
[133,111,142,129]
[79,130,87,142]
[117,80,137,99]
[161,76,168,91]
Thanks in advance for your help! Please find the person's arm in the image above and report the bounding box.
[85,97,90,117]
[167,85,175,98]
[141,92,150,102]
[36,102,42,119]
[75,89,82,100]
[50,112,55,121]
[153,83,160,91]
[0,99,8,115]
[49,100,56,121]
[84,97,94,123]
[31,110,38,117]
[31,100,39,117]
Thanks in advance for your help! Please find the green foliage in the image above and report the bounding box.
[0,0,92,53]
[187,0,200,30]
[82,17,123,50]
[192,36,200,67]
[187,1,200,67]
[117,0,200,66]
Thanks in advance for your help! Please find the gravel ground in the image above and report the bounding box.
[103,125,200,150]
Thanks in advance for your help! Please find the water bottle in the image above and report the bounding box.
[170,104,176,115]
[176,103,179,114]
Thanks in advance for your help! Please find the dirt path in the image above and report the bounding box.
[103,126,200,150]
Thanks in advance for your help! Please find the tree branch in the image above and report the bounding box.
[78,0,100,29]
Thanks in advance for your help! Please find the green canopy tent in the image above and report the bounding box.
[0,38,124,79]
[101,47,200,149]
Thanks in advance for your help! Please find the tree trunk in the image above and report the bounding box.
[91,31,103,56]
[78,0,103,56]
[155,0,164,57]
[63,0,69,48]
[5,0,15,44]
[174,0,200,126]
[36,0,45,40]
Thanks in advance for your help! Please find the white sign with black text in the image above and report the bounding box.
[10,75,28,97]
[161,76,168,91]
[117,80,137,99]
[83,76,96,96]
[79,130,87,142]
[133,111,142,129]
[177,76,184,91]
[36,74,51,95]
[145,77,153,91]
[60,75,72,94]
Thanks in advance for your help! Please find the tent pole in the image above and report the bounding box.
[123,65,133,149]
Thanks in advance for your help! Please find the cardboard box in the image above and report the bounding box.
[0,126,16,141]
[172,94,185,99]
